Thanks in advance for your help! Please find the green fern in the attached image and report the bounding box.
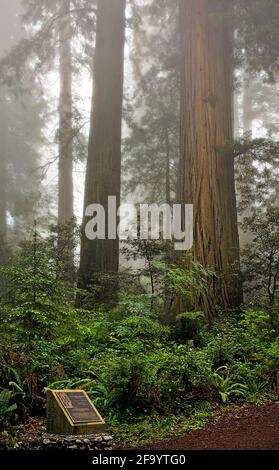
[212,366,248,403]
[0,389,17,427]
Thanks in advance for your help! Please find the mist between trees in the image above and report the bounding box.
[0,0,278,449]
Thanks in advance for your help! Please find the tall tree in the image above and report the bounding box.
[242,72,254,134]
[58,0,74,227]
[0,110,7,258]
[0,0,21,261]
[79,0,126,289]
[0,0,46,258]
[0,0,96,233]
[236,0,279,78]
[179,0,242,318]
[123,0,179,205]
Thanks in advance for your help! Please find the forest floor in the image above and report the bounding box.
[135,403,279,450]
[1,403,278,450]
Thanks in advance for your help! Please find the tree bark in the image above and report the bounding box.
[58,0,73,227]
[234,89,240,139]
[179,0,242,318]
[242,71,254,134]
[79,0,126,289]
[0,144,7,261]
[165,127,171,205]
[238,68,254,250]
[0,110,7,264]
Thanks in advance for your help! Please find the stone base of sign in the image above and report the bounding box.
[41,433,113,451]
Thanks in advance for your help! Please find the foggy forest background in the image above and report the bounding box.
[0,0,278,448]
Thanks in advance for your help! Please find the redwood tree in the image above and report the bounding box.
[179,0,242,318]
[79,0,126,289]
[0,122,7,262]
[58,0,74,228]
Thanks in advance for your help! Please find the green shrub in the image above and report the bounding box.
[211,366,247,403]
[0,390,17,428]
[0,230,277,432]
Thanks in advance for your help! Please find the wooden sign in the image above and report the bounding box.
[46,389,106,435]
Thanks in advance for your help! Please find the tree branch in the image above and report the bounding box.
[40,7,97,38]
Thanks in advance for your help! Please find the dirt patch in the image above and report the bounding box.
[2,403,278,451]
[0,417,45,449]
[138,404,279,450]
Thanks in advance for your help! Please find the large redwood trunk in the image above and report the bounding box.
[165,127,171,205]
[0,153,6,238]
[0,106,7,265]
[79,0,126,289]
[58,0,73,227]
[179,0,242,318]
[0,131,7,264]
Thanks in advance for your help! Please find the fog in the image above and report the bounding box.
[0,2,278,451]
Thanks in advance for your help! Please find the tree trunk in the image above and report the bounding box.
[0,149,7,263]
[179,0,242,319]
[78,0,126,290]
[0,153,6,237]
[58,0,73,227]
[234,89,240,139]
[242,71,253,134]
[0,112,7,264]
[165,127,171,205]
[238,68,254,251]
[57,0,75,281]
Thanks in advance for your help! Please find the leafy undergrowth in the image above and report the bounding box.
[111,397,274,447]
[1,398,274,450]
[0,417,46,450]
[0,239,278,449]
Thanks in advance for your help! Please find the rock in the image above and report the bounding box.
[43,439,51,446]
[40,433,114,451]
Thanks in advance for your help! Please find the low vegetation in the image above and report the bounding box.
[0,231,278,447]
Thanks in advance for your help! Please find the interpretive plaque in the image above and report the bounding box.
[46,389,106,435]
